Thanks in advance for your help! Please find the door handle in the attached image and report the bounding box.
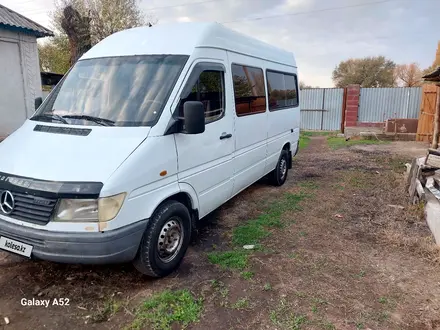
[219,133,232,140]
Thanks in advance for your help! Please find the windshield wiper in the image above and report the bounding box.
[62,115,115,126]
[31,113,69,124]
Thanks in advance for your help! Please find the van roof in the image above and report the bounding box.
[80,22,296,67]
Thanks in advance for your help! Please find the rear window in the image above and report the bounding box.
[266,70,299,111]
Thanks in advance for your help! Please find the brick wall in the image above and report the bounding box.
[344,84,360,127]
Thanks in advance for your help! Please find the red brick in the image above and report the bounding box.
[345,114,358,122]
[346,100,359,107]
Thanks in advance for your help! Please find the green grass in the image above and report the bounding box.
[240,271,254,280]
[232,193,306,246]
[129,289,202,330]
[91,298,121,323]
[270,299,308,329]
[355,270,366,278]
[378,296,388,304]
[298,180,319,190]
[263,283,272,291]
[301,131,337,137]
[327,136,387,150]
[207,250,248,270]
[231,297,249,309]
[299,135,311,150]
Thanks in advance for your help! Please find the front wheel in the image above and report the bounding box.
[268,150,289,186]
[133,200,192,277]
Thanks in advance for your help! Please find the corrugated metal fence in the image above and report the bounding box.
[358,87,422,122]
[300,88,344,131]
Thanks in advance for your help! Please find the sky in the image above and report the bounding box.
[2,0,439,87]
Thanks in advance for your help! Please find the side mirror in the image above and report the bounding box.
[183,101,205,134]
[34,97,43,111]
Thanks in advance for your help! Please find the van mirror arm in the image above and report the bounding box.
[164,116,183,135]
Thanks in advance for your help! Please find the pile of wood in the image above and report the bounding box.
[407,148,440,204]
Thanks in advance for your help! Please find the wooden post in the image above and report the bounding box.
[433,85,440,149]
[340,87,347,134]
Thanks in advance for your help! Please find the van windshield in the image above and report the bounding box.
[33,55,188,127]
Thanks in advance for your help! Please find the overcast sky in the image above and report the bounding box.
[2,0,439,87]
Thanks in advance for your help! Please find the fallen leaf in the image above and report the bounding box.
[334,214,343,218]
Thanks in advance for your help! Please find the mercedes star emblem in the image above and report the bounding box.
[0,191,15,215]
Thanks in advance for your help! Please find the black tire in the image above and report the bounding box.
[133,200,192,277]
[268,150,289,186]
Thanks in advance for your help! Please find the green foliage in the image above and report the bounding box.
[129,289,202,330]
[231,297,249,309]
[38,35,71,74]
[207,250,248,270]
[299,135,310,150]
[232,193,306,246]
[332,56,396,88]
[52,0,149,45]
[240,271,254,280]
[270,299,308,330]
[301,131,336,137]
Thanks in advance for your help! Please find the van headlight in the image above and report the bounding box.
[53,193,126,222]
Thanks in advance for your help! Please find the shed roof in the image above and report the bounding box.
[423,67,440,82]
[0,4,53,38]
[81,22,296,67]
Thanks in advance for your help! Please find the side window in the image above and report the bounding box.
[231,64,266,116]
[284,74,298,107]
[266,71,286,110]
[178,69,225,124]
[267,70,299,111]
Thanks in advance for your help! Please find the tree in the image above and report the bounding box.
[60,5,92,65]
[299,82,313,89]
[332,56,396,88]
[52,0,150,45]
[394,63,423,87]
[38,0,152,74]
[38,35,70,73]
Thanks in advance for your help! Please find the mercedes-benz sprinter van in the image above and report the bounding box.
[0,22,300,277]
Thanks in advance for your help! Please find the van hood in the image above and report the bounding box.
[0,120,150,183]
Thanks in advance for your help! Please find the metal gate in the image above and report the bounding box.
[300,88,344,131]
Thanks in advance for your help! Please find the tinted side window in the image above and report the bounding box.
[267,71,286,110]
[232,64,266,116]
[266,70,299,110]
[284,74,298,107]
[178,70,224,124]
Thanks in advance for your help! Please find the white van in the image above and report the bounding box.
[0,22,300,277]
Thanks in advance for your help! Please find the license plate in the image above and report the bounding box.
[0,236,33,258]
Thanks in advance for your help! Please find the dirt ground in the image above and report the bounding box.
[1,137,440,330]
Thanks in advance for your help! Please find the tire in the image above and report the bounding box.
[133,200,192,277]
[268,150,289,186]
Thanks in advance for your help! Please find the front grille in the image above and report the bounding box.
[8,192,57,225]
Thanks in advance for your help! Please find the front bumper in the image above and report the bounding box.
[0,219,148,264]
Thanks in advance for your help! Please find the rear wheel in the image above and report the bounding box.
[268,150,289,186]
[133,200,191,277]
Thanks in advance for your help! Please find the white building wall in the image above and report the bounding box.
[0,29,42,137]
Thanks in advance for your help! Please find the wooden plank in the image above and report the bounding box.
[417,84,439,142]
[433,85,440,148]
[408,160,421,203]
[416,179,425,200]
[426,154,440,168]
[428,148,440,157]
